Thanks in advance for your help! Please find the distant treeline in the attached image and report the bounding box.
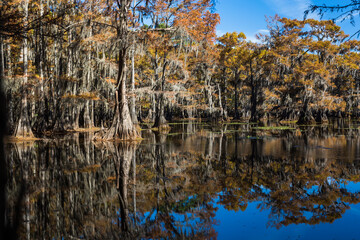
[1,0,360,139]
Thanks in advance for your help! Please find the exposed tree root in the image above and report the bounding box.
[315,110,328,123]
[152,94,170,133]
[297,111,316,125]
[152,116,170,132]
[152,124,171,134]
[14,101,34,138]
[94,100,140,141]
[52,119,66,133]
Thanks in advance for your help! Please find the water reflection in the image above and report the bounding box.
[5,123,360,239]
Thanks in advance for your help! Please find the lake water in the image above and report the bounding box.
[5,120,360,239]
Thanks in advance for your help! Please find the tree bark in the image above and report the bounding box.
[83,18,94,129]
[0,37,4,77]
[14,0,34,138]
[204,67,214,118]
[0,36,6,240]
[33,0,48,133]
[130,48,138,125]
[99,48,139,140]
[297,98,315,125]
[234,71,240,120]
[95,0,140,140]
[153,60,170,131]
[249,62,258,122]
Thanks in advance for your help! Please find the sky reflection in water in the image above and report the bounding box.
[6,121,360,239]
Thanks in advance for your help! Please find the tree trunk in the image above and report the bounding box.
[95,0,139,140]
[130,48,138,125]
[221,69,228,120]
[153,94,168,129]
[14,0,34,138]
[71,82,80,130]
[250,63,258,122]
[297,98,315,125]
[204,67,214,119]
[83,19,94,129]
[217,84,224,121]
[152,61,169,131]
[205,85,214,118]
[234,77,240,120]
[7,44,11,78]
[33,0,47,133]
[0,37,4,77]
[99,48,139,140]
[250,84,258,122]
[84,101,92,128]
[0,66,7,239]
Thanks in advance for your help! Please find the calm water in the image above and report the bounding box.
[5,120,360,239]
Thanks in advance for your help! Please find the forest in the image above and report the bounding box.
[2,1,360,239]
[1,0,360,141]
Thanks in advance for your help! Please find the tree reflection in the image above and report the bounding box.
[3,128,360,239]
[215,137,360,229]
[110,142,137,236]
[133,132,218,239]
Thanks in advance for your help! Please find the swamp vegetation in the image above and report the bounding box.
[3,1,360,140]
[2,0,360,239]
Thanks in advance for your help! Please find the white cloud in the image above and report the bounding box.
[216,29,260,42]
[246,35,260,43]
[258,29,270,34]
[245,29,271,43]
[216,30,270,43]
[264,0,318,19]
[216,29,225,37]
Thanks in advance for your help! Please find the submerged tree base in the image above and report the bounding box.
[14,118,35,139]
[5,136,40,143]
[94,123,141,141]
[315,110,329,124]
[297,110,316,125]
[152,110,171,133]
[72,127,101,133]
[151,124,171,133]
[94,101,141,141]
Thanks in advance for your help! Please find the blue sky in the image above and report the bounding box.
[216,0,360,41]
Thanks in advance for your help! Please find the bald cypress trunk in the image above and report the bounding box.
[153,60,170,131]
[14,0,34,138]
[249,62,258,123]
[0,37,4,77]
[204,68,214,119]
[0,36,6,240]
[234,81,240,120]
[130,48,138,126]
[33,0,48,133]
[100,48,139,140]
[95,0,139,140]
[297,98,315,125]
[84,19,94,129]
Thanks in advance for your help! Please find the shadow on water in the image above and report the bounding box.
[4,122,360,239]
